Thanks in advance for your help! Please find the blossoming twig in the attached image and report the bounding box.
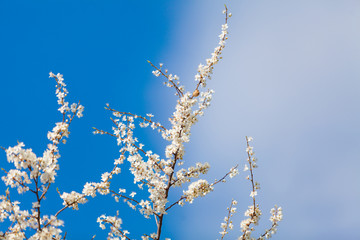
[236,137,282,240]
[219,199,237,240]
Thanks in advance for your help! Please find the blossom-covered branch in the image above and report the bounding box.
[219,199,237,240]
[88,6,240,240]
[217,137,283,240]
[0,73,84,239]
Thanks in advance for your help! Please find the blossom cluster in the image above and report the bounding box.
[0,73,84,239]
[183,179,213,203]
[97,211,129,240]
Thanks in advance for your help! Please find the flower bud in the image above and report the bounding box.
[192,89,200,97]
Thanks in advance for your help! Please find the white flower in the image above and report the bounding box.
[49,72,55,78]
[243,164,249,171]
[250,191,257,198]
[152,70,160,77]
[229,167,239,178]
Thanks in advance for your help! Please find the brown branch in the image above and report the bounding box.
[105,105,168,132]
[212,164,239,186]
[239,136,259,240]
[147,61,184,98]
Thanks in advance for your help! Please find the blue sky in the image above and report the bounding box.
[1,1,360,240]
